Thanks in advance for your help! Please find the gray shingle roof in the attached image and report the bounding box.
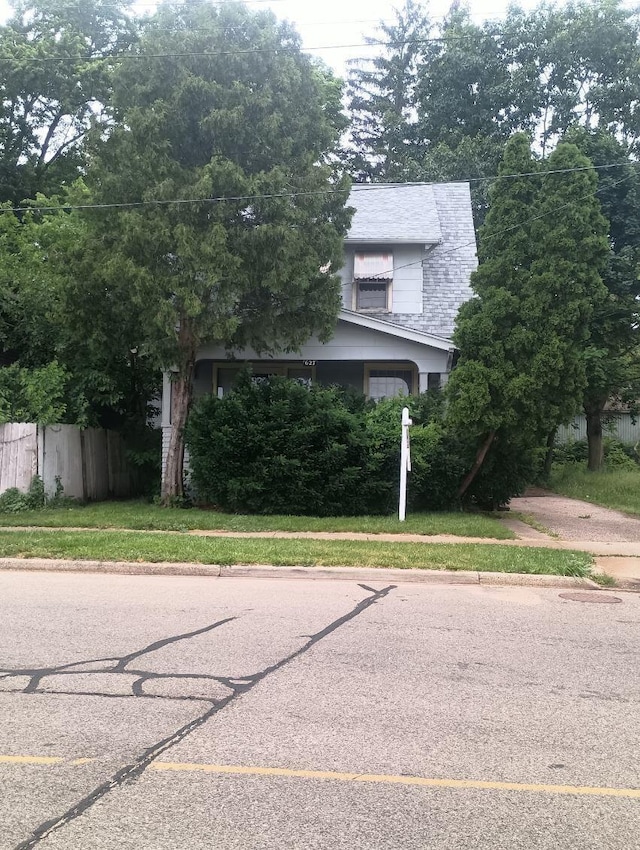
[346,183,443,244]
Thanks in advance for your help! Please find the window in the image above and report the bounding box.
[215,364,314,396]
[356,281,388,311]
[427,372,442,391]
[353,252,393,312]
[367,368,414,401]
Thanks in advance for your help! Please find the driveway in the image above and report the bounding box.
[509,492,640,542]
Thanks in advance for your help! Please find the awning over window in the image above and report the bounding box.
[354,252,393,280]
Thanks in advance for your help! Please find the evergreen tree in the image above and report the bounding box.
[566,128,640,470]
[447,134,609,500]
[345,0,431,181]
[79,1,352,501]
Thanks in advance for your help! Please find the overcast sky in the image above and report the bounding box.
[250,0,535,76]
[0,0,540,77]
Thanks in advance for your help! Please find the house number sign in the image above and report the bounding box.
[303,360,316,366]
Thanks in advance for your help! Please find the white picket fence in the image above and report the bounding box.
[0,423,132,500]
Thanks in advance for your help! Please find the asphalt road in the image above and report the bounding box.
[1,571,639,850]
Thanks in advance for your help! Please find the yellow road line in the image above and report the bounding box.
[150,762,640,799]
[2,755,639,799]
[0,755,64,766]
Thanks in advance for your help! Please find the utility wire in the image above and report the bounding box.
[3,165,632,286]
[3,161,635,215]
[375,170,635,282]
[0,34,481,65]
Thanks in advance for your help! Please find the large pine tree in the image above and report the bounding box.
[447,134,609,499]
[345,0,431,181]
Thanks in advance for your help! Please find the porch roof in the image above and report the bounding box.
[338,309,454,352]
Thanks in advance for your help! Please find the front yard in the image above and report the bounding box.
[550,465,640,516]
[0,500,514,538]
[0,529,591,575]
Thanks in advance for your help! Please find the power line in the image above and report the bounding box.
[0,34,478,65]
[340,170,636,280]
[3,161,635,215]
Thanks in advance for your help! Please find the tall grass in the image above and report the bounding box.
[550,464,640,516]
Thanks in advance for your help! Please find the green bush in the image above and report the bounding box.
[186,374,370,516]
[462,433,542,509]
[186,377,542,516]
[0,475,45,512]
[553,437,639,470]
[359,395,464,513]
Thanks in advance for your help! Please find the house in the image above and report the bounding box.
[160,182,477,473]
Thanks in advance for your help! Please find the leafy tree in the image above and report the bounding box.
[565,128,640,470]
[0,360,67,423]
[0,204,62,368]
[80,1,352,502]
[345,0,431,181]
[504,0,640,155]
[447,134,609,501]
[0,0,137,204]
[416,9,517,148]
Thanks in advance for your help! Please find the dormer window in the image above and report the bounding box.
[353,252,393,312]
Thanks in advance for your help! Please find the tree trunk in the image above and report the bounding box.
[161,321,196,504]
[458,430,496,500]
[542,428,556,481]
[585,400,606,472]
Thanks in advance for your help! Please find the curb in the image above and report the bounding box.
[0,557,602,589]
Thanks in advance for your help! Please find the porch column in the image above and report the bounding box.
[160,371,172,483]
[161,371,172,428]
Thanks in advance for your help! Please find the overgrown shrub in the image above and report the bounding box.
[0,475,45,512]
[359,395,464,512]
[462,433,542,509]
[186,377,540,516]
[187,374,370,515]
[0,474,77,513]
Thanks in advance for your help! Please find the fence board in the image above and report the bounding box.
[107,431,130,498]
[0,424,37,493]
[42,425,85,499]
[82,429,109,501]
[0,423,134,500]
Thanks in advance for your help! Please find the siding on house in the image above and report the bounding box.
[557,414,640,445]
[341,183,476,339]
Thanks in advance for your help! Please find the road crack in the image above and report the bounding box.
[10,583,396,849]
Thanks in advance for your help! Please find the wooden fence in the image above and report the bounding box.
[0,423,133,500]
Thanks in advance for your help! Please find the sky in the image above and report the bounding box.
[247,0,532,75]
[0,0,540,77]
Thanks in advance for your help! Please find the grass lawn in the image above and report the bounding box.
[0,529,592,575]
[0,500,514,539]
[550,464,640,516]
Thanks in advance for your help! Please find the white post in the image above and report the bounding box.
[399,406,412,522]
